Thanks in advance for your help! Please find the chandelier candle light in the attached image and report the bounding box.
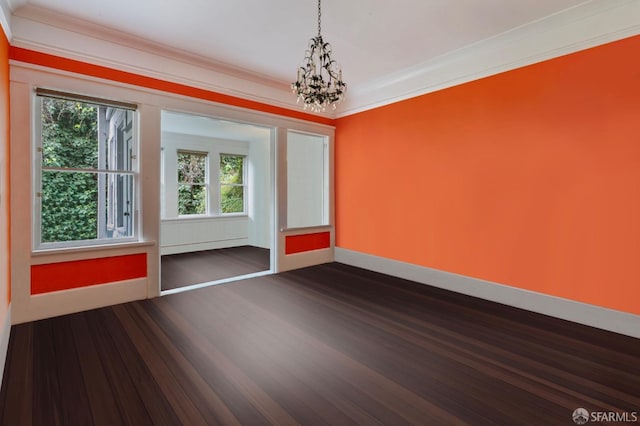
[292,0,346,112]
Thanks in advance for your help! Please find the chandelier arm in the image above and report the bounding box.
[292,0,346,112]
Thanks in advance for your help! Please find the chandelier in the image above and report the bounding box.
[292,0,346,112]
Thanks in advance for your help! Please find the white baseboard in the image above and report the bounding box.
[0,303,11,387]
[12,278,147,324]
[160,238,250,256]
[335,248,640,339]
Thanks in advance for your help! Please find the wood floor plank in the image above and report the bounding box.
[1,262,638,425]
[95,308,181,426]
[292,265,640,412]
[214,282,468,425]
[161,245,270,290]
[83,309,154,425]
[126,301,242,426]
[146,298,270,424]
[0,323,33,426]
[32,319,64,426]
[69,312,123,426]
[152,295,300,426]
[250,269,636,415]
[174,283,385,425]
[49,315,94,425]
[111,303,209,426]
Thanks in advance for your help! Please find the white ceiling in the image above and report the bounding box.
[9,0,590,89]
[162,111,271,142]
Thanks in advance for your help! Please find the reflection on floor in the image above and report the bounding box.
[161,246,270,291]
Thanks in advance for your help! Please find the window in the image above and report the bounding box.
[220,154,245,214]
[35,90,137,248]
[160,127,248,218]
[177,151,208,215]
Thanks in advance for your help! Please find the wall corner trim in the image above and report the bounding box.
[335,248,640,339]
[0,303,11,387]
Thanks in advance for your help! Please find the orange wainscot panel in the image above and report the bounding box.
[31,253,147,295]
[285,232,331,255]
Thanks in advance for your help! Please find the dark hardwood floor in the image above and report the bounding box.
[161,245,270,291]
[1,262,638,425]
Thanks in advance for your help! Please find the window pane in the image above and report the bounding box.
[105,109,135,172]
[41,97,135,172]
[178,184,207,215]
[101,173,135,238]
[41,171,134,243]
[287,132,328,228]
[221,185,244,213]
[41,170,99,242]
[220,155,243,184]
[178,152,206,184]
[41,98,99,169]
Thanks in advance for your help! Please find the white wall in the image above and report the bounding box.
[161,216,249,255]
[248,132,272,248]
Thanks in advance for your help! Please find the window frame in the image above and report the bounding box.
[176,149,209,217]
[33,91,140,250]
[219,153,247,216]
[160,132,249,220]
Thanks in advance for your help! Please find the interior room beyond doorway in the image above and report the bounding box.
[159,111,273,292]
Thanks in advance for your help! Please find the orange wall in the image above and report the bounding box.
[1,26,10,316]
[336,35,640,315]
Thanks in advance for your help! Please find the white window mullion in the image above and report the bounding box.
[32,95,44,249]
[212,151,221,215]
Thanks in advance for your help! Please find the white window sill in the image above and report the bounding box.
[162,214,248,223]
[32,240,156,260]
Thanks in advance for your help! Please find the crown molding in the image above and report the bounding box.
[10,5,336,120]
[335,0,640,117]
[7,1,640,120]
[13,5,286,90]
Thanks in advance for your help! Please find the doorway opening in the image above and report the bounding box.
[159,111,273,294]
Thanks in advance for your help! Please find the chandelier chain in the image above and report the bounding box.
[317,0,322,37]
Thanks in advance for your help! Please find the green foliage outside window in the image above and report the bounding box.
[220,155,244,213]
[178,152,207,215]
[41,98,99,242]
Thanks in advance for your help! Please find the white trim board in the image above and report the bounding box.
[160,238,250,256]
[0,303,11,387]
[161,270,273,297]
[12,278,147,324]
[335,248,640,339]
